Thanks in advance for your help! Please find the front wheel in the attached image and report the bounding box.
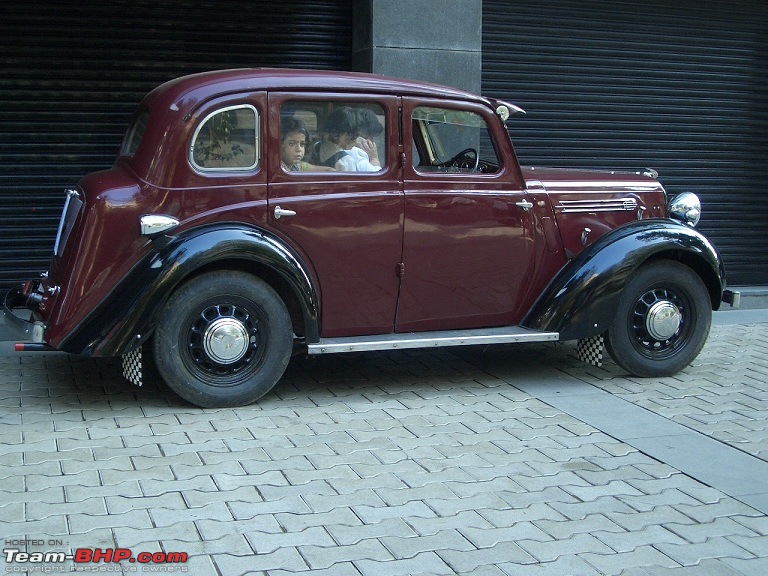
[605,260,712,377]
[153,271,293,407]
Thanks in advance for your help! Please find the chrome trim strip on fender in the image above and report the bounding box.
[557,198,638,213]
[308,326,559,354]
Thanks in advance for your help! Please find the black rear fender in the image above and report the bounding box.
[58,224,319,356]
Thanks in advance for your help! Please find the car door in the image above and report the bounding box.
[266,93,404,338]
[396,98,536,333]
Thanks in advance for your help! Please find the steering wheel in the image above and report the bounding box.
[442,148,479,172]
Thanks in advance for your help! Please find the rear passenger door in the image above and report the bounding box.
[266,94,404,338]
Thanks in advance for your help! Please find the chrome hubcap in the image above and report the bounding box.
[645,300,682,341]
[202,318,250,364]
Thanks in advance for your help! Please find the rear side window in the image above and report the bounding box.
[280,101,386,173]
[190,105,260,171]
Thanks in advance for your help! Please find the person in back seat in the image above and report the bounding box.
[311,106,358,170]
[281,117,333,172]
[348,107,383,172]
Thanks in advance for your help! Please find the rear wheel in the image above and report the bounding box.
[605,260,711,377]
[154,271,292,407]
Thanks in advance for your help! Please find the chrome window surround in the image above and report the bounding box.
[189,104,260,172]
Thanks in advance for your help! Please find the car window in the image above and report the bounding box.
[121,111,149,157]
[412,106,499,174]
[190,105,259,171]
[280,101,386,173]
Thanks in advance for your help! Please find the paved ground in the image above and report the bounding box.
[1,310,767,575]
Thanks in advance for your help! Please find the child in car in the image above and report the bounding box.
[281,117,332,172]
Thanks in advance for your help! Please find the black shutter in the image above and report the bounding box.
[0,0,352,293]
[483,0,768,285]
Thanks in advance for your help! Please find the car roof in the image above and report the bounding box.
[143,68,490,112]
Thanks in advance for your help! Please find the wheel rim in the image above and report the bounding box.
[630,287,689,359]
[187,303,264,382]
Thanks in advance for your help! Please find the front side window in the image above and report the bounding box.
[412,106,499,173]
[279,101,386,173]
[190,105,259,171]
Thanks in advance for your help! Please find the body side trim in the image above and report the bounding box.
[309,326,558,354]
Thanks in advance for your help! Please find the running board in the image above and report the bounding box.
[307,326,559,355]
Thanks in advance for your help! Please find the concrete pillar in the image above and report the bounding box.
[352,0,482,93]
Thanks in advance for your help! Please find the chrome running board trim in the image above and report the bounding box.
[308,326,559,354]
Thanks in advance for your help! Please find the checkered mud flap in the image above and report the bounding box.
[576,333,604,367]
[122,346,143,386]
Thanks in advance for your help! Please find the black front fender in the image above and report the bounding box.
[521,219,726,341]
[58,224,319,356]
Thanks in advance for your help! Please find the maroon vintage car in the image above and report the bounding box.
[5,69,739,407]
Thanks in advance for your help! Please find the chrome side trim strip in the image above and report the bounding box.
[308,326,559,354]
[557,198,638,213]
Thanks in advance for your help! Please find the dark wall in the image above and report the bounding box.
[0,0,353,292]
[483,0,768,285]
[2,0,765,288]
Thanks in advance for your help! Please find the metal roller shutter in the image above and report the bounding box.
[483,0,768,285]
[0,0,352,293]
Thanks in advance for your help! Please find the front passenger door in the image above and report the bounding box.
[396,99,536,333]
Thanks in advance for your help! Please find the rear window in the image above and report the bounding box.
[190,105,260,171]
[120,111,149,157]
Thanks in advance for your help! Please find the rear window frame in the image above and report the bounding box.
[188,104,261,173]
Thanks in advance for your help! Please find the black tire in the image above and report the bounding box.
[605,260,711,377]
[153,271,292,407]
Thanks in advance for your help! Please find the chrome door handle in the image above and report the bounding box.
[274,206,296,219]
[515,200,534,211]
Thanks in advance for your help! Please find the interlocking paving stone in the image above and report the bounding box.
[356,551,455,575]
[300,539,394,570]
[326,517,417,546]
[2,314,768,575]
[212,547,309,573]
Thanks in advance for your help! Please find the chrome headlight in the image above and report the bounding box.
[668,192,701,227]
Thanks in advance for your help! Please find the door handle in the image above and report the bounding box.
[274,206,297,219]
[515,200,534,211]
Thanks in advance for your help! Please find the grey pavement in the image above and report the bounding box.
[1,307,767,575]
